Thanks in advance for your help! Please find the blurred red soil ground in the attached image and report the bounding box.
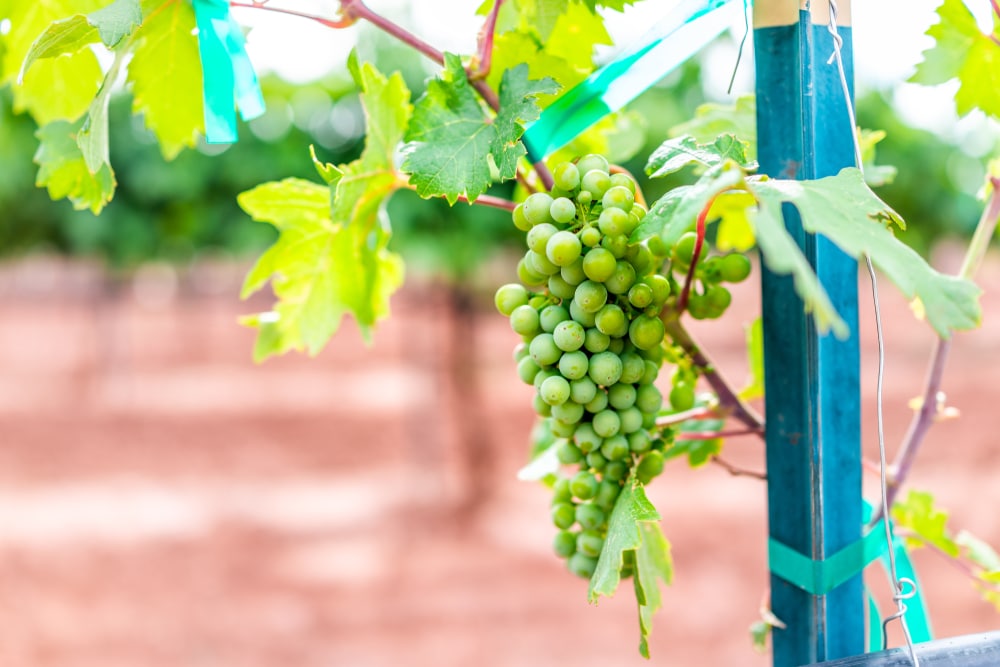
[0,251,999,667]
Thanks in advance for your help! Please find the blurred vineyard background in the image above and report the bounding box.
[2,3,1000,666]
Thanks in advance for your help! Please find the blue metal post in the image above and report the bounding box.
[754,3,863,666]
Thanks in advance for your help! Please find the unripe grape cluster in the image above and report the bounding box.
[495,154,672,580]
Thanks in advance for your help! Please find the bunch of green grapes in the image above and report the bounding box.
[494,154,673,580]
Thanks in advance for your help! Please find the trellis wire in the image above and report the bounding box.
[825,2,920,665]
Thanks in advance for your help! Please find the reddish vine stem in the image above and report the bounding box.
[471,0,505,80]
[679,427,764,441]
[876,176,1000,522]
[662,316,765,435]
[654,405,715,427]
[229,1,355,28]
[991,0,1000,20]
[676,194,718,312]
[711,455,767,480]
[403,185,517,212]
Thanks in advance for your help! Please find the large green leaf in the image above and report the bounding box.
[20,0,140,76]
[513,0,569,40]
[911,0,1000,120]
[589,475,672,658]
[645,134,756,179]
[402,54,555,204]
[749,169,982,339]
[127,0,204,160]
[670,94,757,155]
[2,0,104,124]
[240,61,412,358]
[34,119,115,214]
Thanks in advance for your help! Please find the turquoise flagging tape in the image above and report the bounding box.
[192,0,265,144]
[770,501,932,651]
[522,0,743,160]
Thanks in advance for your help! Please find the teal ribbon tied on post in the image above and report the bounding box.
[768,501,933,652]
[192,0,266,144]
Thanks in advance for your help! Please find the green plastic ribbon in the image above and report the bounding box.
[769,501,932,652]
[522,0,744,160]
[193,0,265,144]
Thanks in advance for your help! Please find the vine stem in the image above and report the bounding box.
[676,194,718,312]
[991,0,1000,21]
[654,405,714,427]
[711,455,767,480]
[470,0,505,80]
[661,316,765,434]
[877,176,1000,520]
[401,185,517,212]
[679,427,763,441]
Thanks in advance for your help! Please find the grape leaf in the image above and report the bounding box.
[956,530,1000,572]
[20,0,140,75]
[911,0,1000,120]
[580,0,639,11]
[402,54,556,204]
[589,475,672,659]
[127,0,205,160]
[748,168,982,339]
[708,190,756,252]
[645,134,756,179]
[2,0,104,124]
[891,490,959,557]
[78,47,127,174]
[514,0,569,40]
[670,95,757,155]
[663,416,724,467]
[34,119,115,214]
[739,317,764,401]
[240,61,411,358]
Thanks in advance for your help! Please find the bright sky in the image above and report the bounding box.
[234,0,994,140]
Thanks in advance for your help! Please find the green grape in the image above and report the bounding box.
[550,197,577,224]
[556,439,584,464]
[595,304,628,338]
[574,280,608,313]
[517,356,541,384]
[546,230,583,267]
[547,274,576,300]
[636,383,664,414]
[609,172,635,192]
[628,430,651,453]
[533,368,558,391]
[602,185,634,212]
[618,405,643,434]
[619,352,645,384]
[553,162,581,191]
[608,383,637,410]
[495,283,529,316]
[672,231,702,267]
[600,433,630,461]
[699,256,722,284]
[517,257,547,286]
[582,248,617,283]
[628,314,665,350]
[576,154,609,175]
[552,478,573,503]
[607,337,625,355]
[575,503,606,531]
[669,381,695,412]
[605,261,637,295]
[594,479,621,511]
[528,249,560,276]
[552,502,577,529]
[584,327,610,353]
[581,170,611,199]
[569,298,597,327]
[512,203,532,232]
[584,390,609,413]
[573,421,602,453]
[705,285,732,313]
[523,192,555,225]
[640,360,660,385]
[529,333,562,367]
[627,283,653,309]
[592,409,621,438]
[553,530,577,558]
[540,304,570,333]
[598,207,630,236]
[646,235,668,258]
[561,258,587,285]
[570,470,599,500]
[509,304,540,336]
[636,450,665,485]
[625,244,652,275]
[603,460,629,482]
[686,293,711,320]
[577,190,593,206]
[527,222,558,254]
[630,202,646,219]
[588,351,623,386]
[576,530,605,558]
[570,377,598,405]
[552,400,585,425]
[558,350,589,380]
[553,320,586,352]
[601,233,628,259]
[641,274,671,305]
[719,253,752,283]
[513,343,528,362]
[567,553,599,579]
[585,450,607,471]
[551,418,576,438]
[533,393,552,417]
[540,375,571,406]
[579,225,602,248]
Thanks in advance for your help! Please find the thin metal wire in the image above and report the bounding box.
[825,2,920,665]
[727,0,750,94]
